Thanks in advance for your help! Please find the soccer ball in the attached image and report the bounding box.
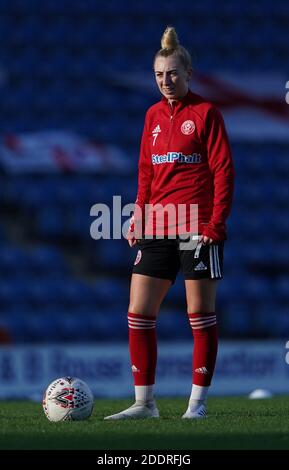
[42,377,94,422]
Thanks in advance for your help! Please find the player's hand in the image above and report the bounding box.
[126,216,137,247]
[199,235,214,245]
[128,238,137,247]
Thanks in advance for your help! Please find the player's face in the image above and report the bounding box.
[154,55,192,103]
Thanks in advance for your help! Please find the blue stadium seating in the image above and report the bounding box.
[221,302,252,336]
[0,1,289,341]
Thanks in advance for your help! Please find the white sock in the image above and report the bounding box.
[135,385,154,403]
[189,384,209,403]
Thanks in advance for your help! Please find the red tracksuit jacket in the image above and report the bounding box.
[135,89,234,241]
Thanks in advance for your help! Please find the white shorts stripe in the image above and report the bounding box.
[209,246,215,278]
[213,246,217,277]
[217,246,222,277]
[209,245,222,278]
[213,246,221,277]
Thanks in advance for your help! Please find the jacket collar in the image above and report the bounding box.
[161,89,194,109]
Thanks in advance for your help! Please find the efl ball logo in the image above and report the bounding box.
[42,377,94,422]
[181,120,195,135]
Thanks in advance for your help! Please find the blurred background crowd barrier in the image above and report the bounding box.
[0,0,289,397]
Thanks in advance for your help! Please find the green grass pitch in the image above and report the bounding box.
[0,397,289,450]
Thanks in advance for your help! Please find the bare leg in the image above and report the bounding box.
[129,273,172,317]
[185,278,218,313]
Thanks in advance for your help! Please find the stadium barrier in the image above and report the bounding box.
[0,341,288,399]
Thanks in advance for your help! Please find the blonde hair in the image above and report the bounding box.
[161,26,179,50]
[154,26,192,70]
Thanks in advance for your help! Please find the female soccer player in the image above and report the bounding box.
[105,26,234,420]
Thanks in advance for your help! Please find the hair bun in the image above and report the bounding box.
[161,26,180,50]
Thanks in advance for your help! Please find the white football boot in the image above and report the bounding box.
[182,400,207,419]
[104,400,159,420]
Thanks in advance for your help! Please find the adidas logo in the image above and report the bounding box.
[132,365,140,373]
[152,125,161,134]
[194,261,207,271]
[195,366,209,374]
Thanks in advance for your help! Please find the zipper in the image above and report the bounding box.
[166,103,176,152]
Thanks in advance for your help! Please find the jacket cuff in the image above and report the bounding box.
[202,223,227,242]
